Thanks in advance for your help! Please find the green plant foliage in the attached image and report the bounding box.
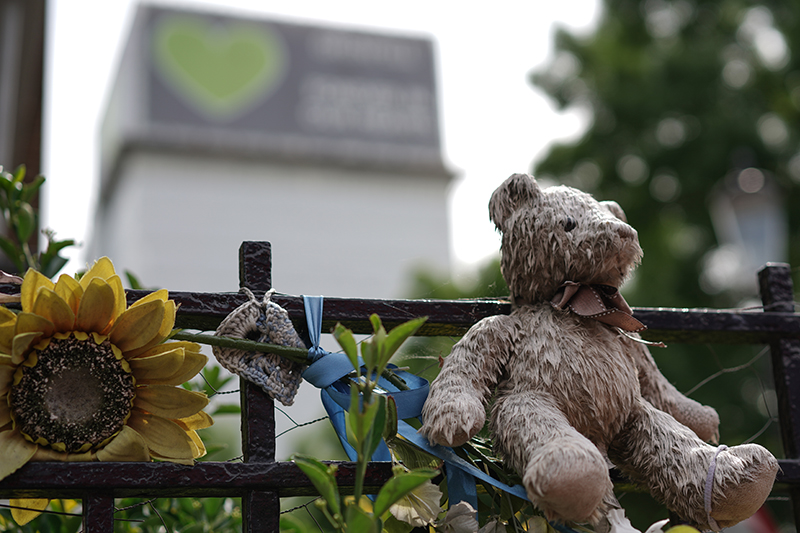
[0,165,75,277]
[293,315,438,532]
[0,497,243,533]
[111,497,242,532]
[0,500,81,533]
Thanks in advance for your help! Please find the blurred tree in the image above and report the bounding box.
[531,0,800,308]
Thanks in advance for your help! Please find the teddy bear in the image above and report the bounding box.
[420,173,778,530]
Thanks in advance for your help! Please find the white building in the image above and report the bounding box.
[92,4,453,299]
[91,4,453,461]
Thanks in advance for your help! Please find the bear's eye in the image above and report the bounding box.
[563,217,577,232]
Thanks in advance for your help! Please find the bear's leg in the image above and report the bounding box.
[491,390,612,524]
[608,399,777,530]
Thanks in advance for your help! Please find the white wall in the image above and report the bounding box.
[92,150,451,298]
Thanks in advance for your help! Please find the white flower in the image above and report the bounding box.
[436,501,479,532]
[389,478,443,527]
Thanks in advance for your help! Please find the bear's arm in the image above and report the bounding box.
[628,340,720,443]
[420,314,515,447]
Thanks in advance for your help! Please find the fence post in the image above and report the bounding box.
[758,263,800,525]
[238,241,281,533]
[82,496,115,532]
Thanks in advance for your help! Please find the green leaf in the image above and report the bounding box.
[372,469,438,518]
[279,514,306,533]
[344,503,379,533]
[383,396,398,446]
[19,175,45,203]
[370,316,389,370]
[386,438,443,471]
[0,167,12,191]
[125,270,145,290]
[360,337,377,370]
[383,514,415,533]
[10,180,23,203]
[38,236,75,278]
[0,236,24,272]
[41,236,75,256]
[333,323,360,372]
[40,255,68,279]
[292,455,342,521]
[364,394,387,460]
[383,317,427,363]
[369,314,382,332]
[11,165,25,184]
[348,385,362,446]
[13,203,35,243]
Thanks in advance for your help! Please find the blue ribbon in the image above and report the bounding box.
[299,295,528,513]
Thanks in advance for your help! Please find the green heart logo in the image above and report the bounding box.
[153,15,287,120]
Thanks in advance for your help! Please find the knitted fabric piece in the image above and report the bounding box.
[213,288,306,406]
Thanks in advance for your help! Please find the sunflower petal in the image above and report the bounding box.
[10,498,49,525]
[131,340,199,360]
[20,269,54,312]
[149,451,195,466]
[76,278,116,333]
[30,446,68,461]
[12,331,45,364]
[128,346,185,379]
[96,425,150,462]
[134,385,209,419]
[0,356,14,396]
[79,257,116,288]
[0,306,16,324]
[0,306,17,354]
[106,275,127,324]
[125,300,176,359]
[15,311,55,336]
[0,400,9,427]
[175,410,214,431]
[0,427,37,480]
[54,274,83,315]
[109,299,165,352]
[32,288,75,332]
[131,289,168,307]
[127,410,195,460]
[186,429,206,458]
[137,349,207,386]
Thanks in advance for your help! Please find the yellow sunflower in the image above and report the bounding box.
[0,258,212,524]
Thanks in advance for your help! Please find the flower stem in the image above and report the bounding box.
[171,330,410,391]
[171,330,309,364]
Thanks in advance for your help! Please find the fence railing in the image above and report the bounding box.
[1,241,799,531]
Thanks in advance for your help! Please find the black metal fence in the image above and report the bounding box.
[1,241,799,532]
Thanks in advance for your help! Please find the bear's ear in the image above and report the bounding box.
[601,200,628,223]
[489,173,542,230]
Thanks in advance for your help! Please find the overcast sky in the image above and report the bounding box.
[42,0,599,277]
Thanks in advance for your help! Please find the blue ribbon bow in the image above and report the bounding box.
[299,295,528,512]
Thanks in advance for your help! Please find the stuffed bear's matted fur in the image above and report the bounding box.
[420,173,777,529]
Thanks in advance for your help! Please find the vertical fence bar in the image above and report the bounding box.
[82,496,115,533]
[238,242,281,532]
[758,263,800,525]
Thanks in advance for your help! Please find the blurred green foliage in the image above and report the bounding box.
[0,165,75,278]
[530,0,800,309]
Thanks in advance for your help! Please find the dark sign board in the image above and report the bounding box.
[105,5,447,176]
